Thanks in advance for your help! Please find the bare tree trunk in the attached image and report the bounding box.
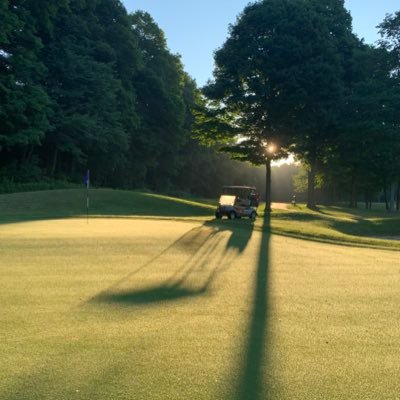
[331,184,336,205]
[383,184,389,210]
[51,147,58,177]
[265,158,272,213]
[26,144,35,163]
[350,172,357,208]
[390,182,396,213]
[21,146,29,164]
[307,160,316,209]
[70,156,76,176]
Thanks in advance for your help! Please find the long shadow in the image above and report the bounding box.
[91,217,257,307]
[235,212,273,400]
[90,225,218,299]
[275,209,400,239]
[90,224,230,306]
[205,218,255,253]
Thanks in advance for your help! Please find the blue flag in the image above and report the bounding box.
[83,170,90,188]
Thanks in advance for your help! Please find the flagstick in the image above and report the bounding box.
[86,169,90,224]
[86,187,89,224]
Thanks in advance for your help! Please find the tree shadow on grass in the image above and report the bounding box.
[234,213,274,400]
[205,218,255,253]
[90,221,250,307]
[275,209,400,239]
[92,225,218,298]
[89,217,256,307]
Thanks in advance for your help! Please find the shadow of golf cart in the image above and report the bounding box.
[215,186,260,220]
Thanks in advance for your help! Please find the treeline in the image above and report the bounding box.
[3,1,400,207]
[0,0,263,197]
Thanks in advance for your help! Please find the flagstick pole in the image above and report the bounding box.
[86,169,90,224]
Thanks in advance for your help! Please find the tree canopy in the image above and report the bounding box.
[202,0,400,209]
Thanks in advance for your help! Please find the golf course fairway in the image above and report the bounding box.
[1,216,399,400]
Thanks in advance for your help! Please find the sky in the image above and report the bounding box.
[122,0,399,86]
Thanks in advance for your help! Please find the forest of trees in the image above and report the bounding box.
[0,0,257,197]
[1,0,399,208]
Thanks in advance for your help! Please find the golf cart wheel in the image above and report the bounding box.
[215,212,222,219]
[249,211,257,219]
[228,211,236,220]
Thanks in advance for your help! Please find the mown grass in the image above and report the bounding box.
[1,216,400,399]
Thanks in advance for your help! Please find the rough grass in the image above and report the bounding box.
[258,204,400,249]
[1,217,400,399]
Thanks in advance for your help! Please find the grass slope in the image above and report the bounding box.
[1,189,399,249]
[0,189,214,224]
[1,218,399,399]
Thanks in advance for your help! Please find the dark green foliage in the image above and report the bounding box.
[315,12,400,208]
[37,0,135,183]
[0,178,79,194]
[0,0,50,157]
[130,11,186,190]
[0,0,204,192]
[1,0,399,205]
[379,10,400,56]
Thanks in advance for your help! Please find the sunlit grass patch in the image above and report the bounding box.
[257,203,400,249]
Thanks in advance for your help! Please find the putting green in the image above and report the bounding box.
[1,218,399,399]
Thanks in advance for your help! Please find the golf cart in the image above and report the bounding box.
[215,186,260,220]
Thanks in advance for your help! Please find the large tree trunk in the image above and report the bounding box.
[265,158,272,213]
[307,160,316,209]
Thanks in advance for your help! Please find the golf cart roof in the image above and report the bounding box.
[222,186,256,190]
[221,186,258,198]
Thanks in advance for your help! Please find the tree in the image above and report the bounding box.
[203,0,357,210]
[319,45,391,207]
[0,0,50,176]
[130,11,187,190]
[35,0,135,182]
[379,11,400,211]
